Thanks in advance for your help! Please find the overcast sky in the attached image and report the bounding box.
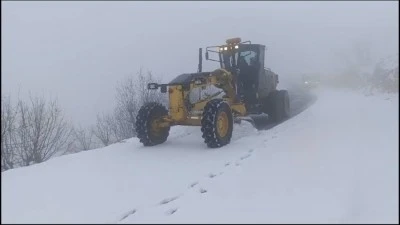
[2,1,398,126]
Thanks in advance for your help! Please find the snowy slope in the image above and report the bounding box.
[2,88,398,224]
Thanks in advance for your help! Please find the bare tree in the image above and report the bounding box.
[61,138,80,155]
[92,113,113,146]
[15,95,72,166]
[72,125,94,151]
[112,107,135,141]
[1,96,18,171]
[91,68,167,146]
[114,68,166,139]
[115,71,141,138]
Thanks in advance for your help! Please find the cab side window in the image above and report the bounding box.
[240,51,257,65]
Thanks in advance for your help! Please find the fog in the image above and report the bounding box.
[2,1,398,126]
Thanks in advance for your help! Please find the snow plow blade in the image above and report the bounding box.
[235,113,269,129]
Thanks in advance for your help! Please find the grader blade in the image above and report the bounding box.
[235,113,269,129]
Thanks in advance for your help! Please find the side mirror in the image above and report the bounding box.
[147,83,159,90]
[205,51,209,60]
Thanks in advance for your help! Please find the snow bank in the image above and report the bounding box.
[2,89,398,224]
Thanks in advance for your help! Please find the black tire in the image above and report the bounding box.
[265,90,290,123]
[135,102,170,146]
[265,90,282,123]
[279,90,290,119]
[201,99,233,148]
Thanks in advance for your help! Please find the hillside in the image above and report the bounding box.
[2,86,398,224]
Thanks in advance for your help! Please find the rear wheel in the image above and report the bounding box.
[279,90,290,119]
[265,90,281,122]
[201,99,233,148]
[136,102,170,146]
[264,89,290,123]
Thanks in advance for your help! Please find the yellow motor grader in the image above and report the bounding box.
[135,38,290,148]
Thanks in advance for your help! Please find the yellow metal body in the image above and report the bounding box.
[156,68,247,128]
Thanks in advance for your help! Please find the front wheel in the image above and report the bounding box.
[201,99,233,148]
[135,102,170,146]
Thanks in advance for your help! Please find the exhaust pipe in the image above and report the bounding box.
[198,48,202,73]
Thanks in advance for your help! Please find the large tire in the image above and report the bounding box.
[201,99,233,148]
[136,102,170,146]
[265,90,290,123]
[279,90,290,119]
[265,90,282,123]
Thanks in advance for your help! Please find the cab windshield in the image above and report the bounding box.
[220,49,258,70]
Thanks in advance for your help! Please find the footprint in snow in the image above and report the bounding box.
[208,173,217,178]
[240,154,251,160]
[119,209,137,221]
[199,188,207,194]
[225,162,231,167]
[248,149,254,153]
[235,162,241,166]
[189,182,198,188]
[159,196,179,205]
[166,208,178,215]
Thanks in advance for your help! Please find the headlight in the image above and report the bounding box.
[235,45,239,49]
[304,81,308,84]
[220,47,224,51]
[224,47,228,50]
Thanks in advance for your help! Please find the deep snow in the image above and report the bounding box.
[1,87,398,224]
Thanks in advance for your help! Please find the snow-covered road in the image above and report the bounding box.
[2,87,398,224]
